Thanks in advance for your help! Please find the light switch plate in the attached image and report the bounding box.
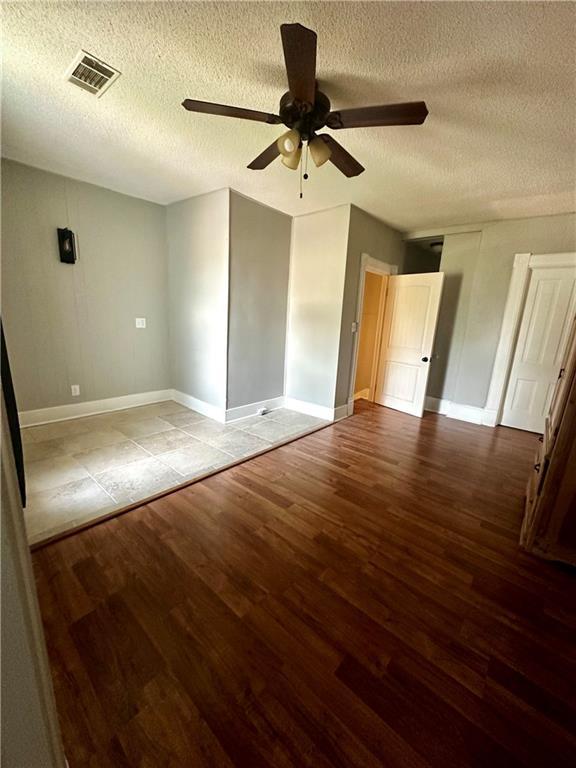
[135,318,146,329]
[71,384,80,397]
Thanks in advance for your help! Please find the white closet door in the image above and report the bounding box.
[502,266,576,433]
[374,273,444,417]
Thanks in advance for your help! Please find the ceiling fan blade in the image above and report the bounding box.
[326,101,428,129]
[280,23,317,106]
[182,99,281,125]
[247,140,281,170]
[319,135,364,177]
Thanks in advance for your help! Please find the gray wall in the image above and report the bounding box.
[334,205,405,407]
[166,189,229,409]
[227,192,291,409]
[1,160,170,411]
[421,213,576,407]
[403,241,442,274]
[285,206,351,408]
[427,232,482,401]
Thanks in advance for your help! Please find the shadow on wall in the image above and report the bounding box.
[428,273,463,400]
[403,241,442,274]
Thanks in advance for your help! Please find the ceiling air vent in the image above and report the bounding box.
[65,50,120,97]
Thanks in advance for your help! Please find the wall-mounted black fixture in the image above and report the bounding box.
[57,228,77,264]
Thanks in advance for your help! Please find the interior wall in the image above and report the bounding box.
[285,205,351,409]
[403,241,442,274]
[166,189,229,409]
[413,213,576,408]
[427,232,482,402]
[354,272,382,396]
[334,205,405,408]
[227,192,291,409]
[1,160,170,411]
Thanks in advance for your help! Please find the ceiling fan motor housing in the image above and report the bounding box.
[279,89,331,140]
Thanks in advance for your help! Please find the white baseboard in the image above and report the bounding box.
[481,408,498,427]
[424,396,497,427]
[20,389,355,429]
[171,390,226,423]
[19,389,174,427]
[224,396,285,423]
[334,403,352,422]
[284,397,335,421]
[354,388,370,401]
[424,396,451,416]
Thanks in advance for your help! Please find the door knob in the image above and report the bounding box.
[421,356,429,363]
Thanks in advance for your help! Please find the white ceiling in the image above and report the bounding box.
[3,1,575,231]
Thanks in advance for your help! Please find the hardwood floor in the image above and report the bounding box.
[32,402,576,767]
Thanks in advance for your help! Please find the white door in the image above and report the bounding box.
[374,272,444,417]
[501,266,576,433]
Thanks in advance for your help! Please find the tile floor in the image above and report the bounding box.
[21,401,327,545]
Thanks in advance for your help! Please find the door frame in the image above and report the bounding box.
[348,254,398,407]
[485,251,576,427]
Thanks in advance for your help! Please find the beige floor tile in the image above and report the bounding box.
[114,401,187,421]
[115,417,174,439]
[55,427,127,454]
[233,414,269,429]
[161,410,206,428]
[25,478,114,541]
[20,428,40,445]
[25,455,91,494]
[95,457,182,503]
[182,420,238,441]
[72,440,150,474]
[158,442,232,476]
[23,439,65,463]
[269,410,326,428]
[23,418,94,442]
[242,420,305,442]
[134,428,198,455]
[21,402,321,545]
[206,430,271,458]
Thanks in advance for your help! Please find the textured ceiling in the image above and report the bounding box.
[3,1,576,230]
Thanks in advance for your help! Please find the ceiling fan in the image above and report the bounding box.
[182,23,428,179]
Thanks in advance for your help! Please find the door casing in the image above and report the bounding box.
[348,254,398,407]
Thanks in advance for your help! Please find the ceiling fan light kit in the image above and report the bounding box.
[277,128,301,156]
[182,22,428,190]
[309,135,331,167]
[281,146,302,170]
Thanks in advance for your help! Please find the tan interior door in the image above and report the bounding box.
[502,266,576,433]
[374,272,444,417]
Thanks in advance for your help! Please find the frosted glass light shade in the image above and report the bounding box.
[281,146,302,170]
[309,136,332,167]
[277,129,301,156]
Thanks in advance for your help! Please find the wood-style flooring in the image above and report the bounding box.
[32,402,576,767]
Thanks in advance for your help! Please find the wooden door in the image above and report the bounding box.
[502,266,576,433]
[374,272,444,417]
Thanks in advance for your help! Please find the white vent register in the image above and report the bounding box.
[65,50,120,97]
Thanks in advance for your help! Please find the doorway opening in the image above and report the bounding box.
[349,253,445,419]
[354,271,388,402]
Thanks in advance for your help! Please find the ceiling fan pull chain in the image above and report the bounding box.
[299,155,303,199]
